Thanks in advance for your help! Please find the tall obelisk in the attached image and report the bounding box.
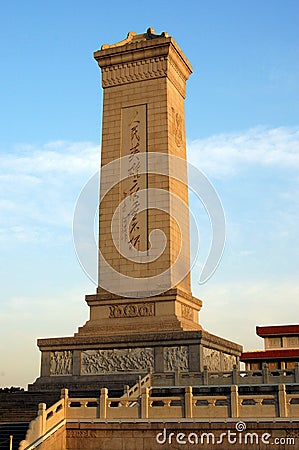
[81,28,202,334]
[31,29,242,394]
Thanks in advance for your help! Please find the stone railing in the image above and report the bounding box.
[17,382,299,448]
[68,384,299,420]
[122,372,152,398]
[152,363,299,387]
[19,389,68,450]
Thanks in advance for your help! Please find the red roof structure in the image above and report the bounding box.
[241,349,299,361]
[256,325,299,337]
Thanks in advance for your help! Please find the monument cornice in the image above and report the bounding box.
[94,35,192,96]
[37,329,242,355]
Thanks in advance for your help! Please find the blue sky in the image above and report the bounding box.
[0,1,298,388]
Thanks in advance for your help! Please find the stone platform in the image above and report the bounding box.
[29,327,241,393]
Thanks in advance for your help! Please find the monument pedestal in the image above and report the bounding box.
[78,288,202,335]
[29,327,241,394]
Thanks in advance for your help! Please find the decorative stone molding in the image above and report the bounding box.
[167,56,188,97]
[109,302,154,318]
[164,346,189,372]
[67,430,97,438]
[101,56,167,87]
[101,28,169,50]
[81,348,154,374]
[50,351,73,376]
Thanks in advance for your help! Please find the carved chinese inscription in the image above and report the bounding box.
[121,105,148,253]
[109,302,154,318]
[50,351,73,376]
[81,348,154,374]
[164,346,189,372]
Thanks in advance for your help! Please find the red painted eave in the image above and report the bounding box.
[256,324,299,337]
[241,348,299,361]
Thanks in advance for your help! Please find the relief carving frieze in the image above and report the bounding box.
[202,347,221,372]
[81,348,154,374]
[50,351,73,376]
[164,346,189,372]
[222,353,237,371]
[109,302,154,318]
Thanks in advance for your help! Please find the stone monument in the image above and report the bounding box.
[30,28,242,394]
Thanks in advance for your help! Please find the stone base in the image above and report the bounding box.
[65,421,299,450]
[29,329,242,394]
[79,288,203,335]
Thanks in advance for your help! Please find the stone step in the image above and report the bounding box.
[0,422,29,450]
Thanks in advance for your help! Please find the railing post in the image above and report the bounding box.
[262,363,269,384]
[185,386,193,418]
[203,366,208,385]
[60,388,69,415]
[141,387,149,419]
[100,388,108,419]
[232,364,238,384]
[294,362,299,383]
[38,403,47,435]
[230,385,239,418]
[124,385,130,397]
[278,384,287,418]
[138,375,142,394]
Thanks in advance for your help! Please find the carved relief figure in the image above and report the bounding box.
[164,346,189,372]
[50,351,73,376]
[202,347,221,371]
[222,353,236,371]
[81,348,154,374]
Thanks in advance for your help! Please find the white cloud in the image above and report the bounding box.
[188,126,299,176]
[0,141,100,241]
[1,141,99,174]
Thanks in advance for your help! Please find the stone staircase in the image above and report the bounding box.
[121,372,152,399]
[0,422,29,450]
[0,391,60,423]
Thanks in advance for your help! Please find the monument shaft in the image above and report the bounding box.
[82,28,203,334]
